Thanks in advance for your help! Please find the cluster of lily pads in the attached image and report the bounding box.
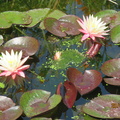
[0,8,120,120]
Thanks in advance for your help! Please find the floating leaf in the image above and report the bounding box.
[67,68,102,95]
[24,8,50,27]
[0,96,23,120]
[95,9,117,24]
[40,9,66,29]
[4,36,39,56]
[44,18,66,37]
[59,15,80,34]
[104,78,120,86]
[82,94,120,119]
[109,12,120,29]
[0,11,32,28]
[63,81,77,108]
[56,81,77,108]
[101,58,120,78]
[20,89,61,117]
[110,25,120,43]
[101,58,120,85]
[44,15,80,37]
[0,106,23,120]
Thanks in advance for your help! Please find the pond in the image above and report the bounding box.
[0,0,120,120]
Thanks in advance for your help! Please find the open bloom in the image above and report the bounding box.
[0,49,30,79]
[77,15,109,42]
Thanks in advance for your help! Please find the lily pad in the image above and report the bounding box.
[82,94,120,119]
[44,15,80,37]
[109,12,120,29]
[24,8,50,27]
[101,58,120,85]
[0,11,32,28]
[44,18,66,37]
[57,81,77,108]
[0,96,23,120]
[59,15,80,34]
[104,78,120,86]
[4,36,39,56]
[39,9,66,29]
[95,9,117,24]
[101,58,120,78]
[20,89,61,117]
[110,25,120,43]
[67,68,102,95]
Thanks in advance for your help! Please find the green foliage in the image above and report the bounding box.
[49,49,86,70]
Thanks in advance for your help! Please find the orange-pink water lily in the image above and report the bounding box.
[77,15,109,42]
[0,49,30,79]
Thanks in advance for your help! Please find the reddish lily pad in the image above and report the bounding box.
[101,58,120,77]
[0,96,23,120]
[57,81,77,108]
[104,78,120,86]
[44,18,66,37]
[67,68,102,95]
[4,36,39,56]
[20,89,61,117]
[44,15,80,37]
[82,94,120,119]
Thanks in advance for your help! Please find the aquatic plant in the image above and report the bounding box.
[0,49,29,79]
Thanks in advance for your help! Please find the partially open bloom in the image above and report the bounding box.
[54,51,61,60]
[77,15,109,42]
[0,49,30,79]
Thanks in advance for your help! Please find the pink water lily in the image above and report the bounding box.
[0,49,30,79]
[77,15,109,42]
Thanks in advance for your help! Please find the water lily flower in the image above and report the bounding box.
[77,15,109,42]
[0,49,30,79]
[54,51,61,60]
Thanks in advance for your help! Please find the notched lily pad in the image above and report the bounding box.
[67,68,102,95]
[20,89,61,117]
[82,94,120,119]
[4,36,40,56]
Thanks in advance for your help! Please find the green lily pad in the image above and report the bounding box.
[24,8,50,27]
[82,94,120,119]
[20,89,61,117]
[4,36,39,56]
[0,11,32,28]
[95,9,117,24]
[110,25,120,43]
